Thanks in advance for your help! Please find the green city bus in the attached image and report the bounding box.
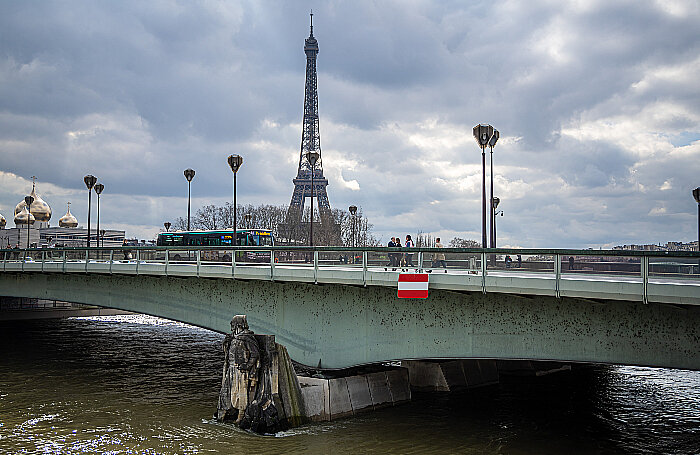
[156,229,274,262]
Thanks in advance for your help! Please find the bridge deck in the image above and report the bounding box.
[4,257,699,306]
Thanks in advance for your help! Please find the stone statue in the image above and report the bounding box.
[217,315,261,424]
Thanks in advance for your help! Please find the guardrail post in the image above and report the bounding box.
[556,254,561,298]
[85,249,89,273]
[313,250,318,284]
[196,250,201,277]
[270,249,275,281]
[362,251,368,287]
[2,251,5,273]
[417,251,423,272]
[41,250,45,273]
[109,250,114,274]
[136,249,140,275]
[62,250,67,273]
[164,249,169,276]
[232,248,236,278]
[642,255,649,304]
[481,251,487,294]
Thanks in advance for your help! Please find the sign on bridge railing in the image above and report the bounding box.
[398,273,429,299]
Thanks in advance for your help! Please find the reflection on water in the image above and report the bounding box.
[1,315,699,454]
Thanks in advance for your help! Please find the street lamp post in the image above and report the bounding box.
[306,151,319,247]
[349,205,357,248]
[184,169,195,231]
[227,155,243,243]
[494,209,503,248]
[25,195,34,249]
[164,222,171,232]
[488,130,500,248]
[94,183,104,249]
[693,188,700,252]
[473,124,494,248]
[100,230,105,248]
[84,175,97,248]
[492,197,501,247]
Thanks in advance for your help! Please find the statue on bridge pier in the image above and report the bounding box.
[217,314,292,434]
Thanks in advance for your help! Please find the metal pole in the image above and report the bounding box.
[233,172,237,242]
[489,146,494,248]
[481,147,487,248]
[187,181,191,231]
[310,167,314,247]
[494,212,498,248]
[697,203,699,252]
[96,193,100,251]
[87,190,92,248]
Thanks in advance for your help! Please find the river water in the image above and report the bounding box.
[1,315,699,454]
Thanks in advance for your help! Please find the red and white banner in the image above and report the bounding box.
[397,273,429,299]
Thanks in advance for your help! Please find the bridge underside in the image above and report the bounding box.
[1,272,698,370]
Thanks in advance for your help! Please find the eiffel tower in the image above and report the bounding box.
[286,13,332,232]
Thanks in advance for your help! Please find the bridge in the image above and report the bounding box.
[1,245,699,370]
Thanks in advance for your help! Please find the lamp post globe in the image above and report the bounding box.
[184,169,195,231]
[164,222,171,232]
[306,151,319,247]
[84,175,97,248]
[227,155,243,243]
[94,183,104,249]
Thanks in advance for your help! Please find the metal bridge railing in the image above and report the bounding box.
[2,246,699,302]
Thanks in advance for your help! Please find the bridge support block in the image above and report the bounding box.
[403,359,570,392]
[297,368,411,421]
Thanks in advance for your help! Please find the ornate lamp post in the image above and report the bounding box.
[164,222,171,232]
[24,195,34,249]
[349,205,357,248]
[488,130,499,248]
[184,169,195,231]
[473,124,494,248]
[306,151,319,246]
[227,155,243,242]
[244,213,252,228]
[693,188,700,252]
[84,175,97,248]
[94,183,104,248]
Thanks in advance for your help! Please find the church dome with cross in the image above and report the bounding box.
[58,202,79,228]
[14,178,52,223]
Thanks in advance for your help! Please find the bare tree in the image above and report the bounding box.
[448,237,480,248]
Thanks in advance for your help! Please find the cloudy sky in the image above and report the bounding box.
[1,0,699,248]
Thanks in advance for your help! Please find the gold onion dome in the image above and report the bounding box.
[14,206,35,226]
[0,213,6,228]
[59,203,78,228]
[15,182,52,223]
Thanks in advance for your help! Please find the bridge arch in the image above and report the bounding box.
[1,272,699,370]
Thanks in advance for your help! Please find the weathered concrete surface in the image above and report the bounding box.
[1,272,699,370]
[297,368,411,421]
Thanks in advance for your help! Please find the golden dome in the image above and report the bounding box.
[15,181,52,223]
[14,206,35,226]
[59,202,78,228]
[0,213,6,228]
